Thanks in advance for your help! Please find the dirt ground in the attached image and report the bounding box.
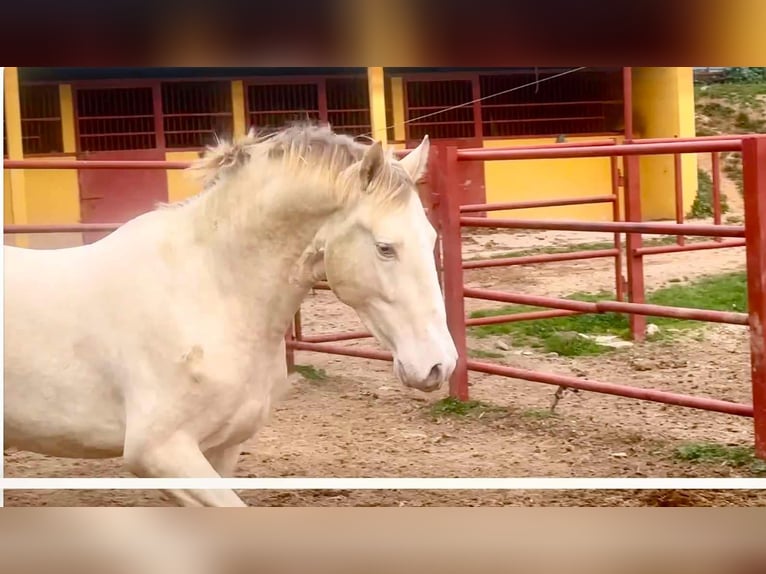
[6,184,764,507]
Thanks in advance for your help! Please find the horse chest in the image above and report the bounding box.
[197,374,282,448]
[221,395,272,444]
[177,338,287,447]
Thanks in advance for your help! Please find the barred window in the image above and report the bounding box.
[76,87,155,152]
[162,81,233,149]
[326,77,371,137]
[20,84,63,155]
[404,79,475,140]
[479,69,624,138]
[246,83,320,132]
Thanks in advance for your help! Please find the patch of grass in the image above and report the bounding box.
[723,153,744,195]
[688,168,730,219]
[470,289,629,356]
[691,331,706,342]
[468,271,747,355]
[468,348,505,359]
[695,81,766,143]
[648,271,747,316]
[696,82,766,108]
[695,125,718,137]
[544,332,608,356]
[699,101,736,118]
[429,397,504,418]
[674,442,766,475]
[294,364,328,381]
[734,111,766,132]
[521,408,557,420]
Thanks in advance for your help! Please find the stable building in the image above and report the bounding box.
[3,67,696,247]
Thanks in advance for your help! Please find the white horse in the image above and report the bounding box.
[4,124,458,507]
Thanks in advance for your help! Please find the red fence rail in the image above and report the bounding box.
[4,135,765,459]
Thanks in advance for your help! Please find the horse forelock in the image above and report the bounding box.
[186,122,413,211]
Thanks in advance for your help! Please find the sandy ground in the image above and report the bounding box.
[6,200,764,507]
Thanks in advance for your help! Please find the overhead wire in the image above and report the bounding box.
[362,66,588,139]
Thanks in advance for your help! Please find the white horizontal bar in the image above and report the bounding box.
[3,477,766,490]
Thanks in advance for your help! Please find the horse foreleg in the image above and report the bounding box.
[204,443,244,478]
[124,432,247,507]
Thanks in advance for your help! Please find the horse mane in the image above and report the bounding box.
[186,122,412,209]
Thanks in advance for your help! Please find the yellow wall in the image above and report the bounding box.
[632,67,697,220]
[3,79,81,226]
[367,67,388,145]
[5,68,27,224]
[231,80,246,137]
[4,80,84,248]
[483,136,623,221]
[4,68,27,246]
[24,159,80,224]
[390,77,406,142]
[166,151,203,202]
[59,84,77,152]
[22,159,82,248]
[4,170,13,225]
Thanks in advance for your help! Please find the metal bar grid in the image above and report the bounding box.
[463,287,748,325]
[634,239,746,256]
[463,248,618,270]
[430,134,761,457]
[459,217,745,238]
[460,194,615,214]
[456,140,743,161]
[467,360,752,417]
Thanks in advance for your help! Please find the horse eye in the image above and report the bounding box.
[376,242,396,258]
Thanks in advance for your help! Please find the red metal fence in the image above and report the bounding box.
[430,135,765,460]
[4,135,766,459]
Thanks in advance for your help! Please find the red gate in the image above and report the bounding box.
[78,149,169,243]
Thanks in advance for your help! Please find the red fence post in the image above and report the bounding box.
[623,153,647,341]
[436,145,469,400]
[423,162,444,290]
[673,153,685,246]
[284,310,303,374]
[610,156,625,301]
[712,151,723,242]
[284,330,295,373]
[742,136,766,460]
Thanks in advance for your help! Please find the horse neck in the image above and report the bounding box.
[190,171,340,343]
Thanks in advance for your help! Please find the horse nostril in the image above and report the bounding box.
[428,363,442,381]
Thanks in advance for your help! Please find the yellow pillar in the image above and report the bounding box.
[391,77,406,142]
[632,67,698,220]
[231,80,247,137]
[59,84,77,153]
[4,67,28,246]
[367,67,388,145]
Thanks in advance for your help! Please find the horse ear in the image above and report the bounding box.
[399,134,430,183]
[359,140,385,188]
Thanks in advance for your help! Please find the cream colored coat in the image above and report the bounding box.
[4,125,457,506]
